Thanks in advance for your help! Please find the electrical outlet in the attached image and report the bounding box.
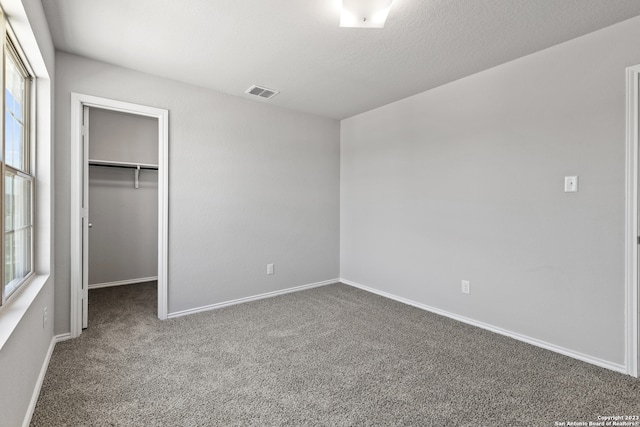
[267,263,274,275]
[461,280,470,294]
[564,176,578,192]
[43,306,48,328]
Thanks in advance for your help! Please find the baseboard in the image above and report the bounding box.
[340,278,627,375]
[168,279,339,319]
[88,276,158,290]
[55,333,71,343]
[22,334,65,427]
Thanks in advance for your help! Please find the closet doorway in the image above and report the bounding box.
[71,94,169,338]
[87,106,158,323]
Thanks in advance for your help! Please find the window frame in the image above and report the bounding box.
[1,31,35,305]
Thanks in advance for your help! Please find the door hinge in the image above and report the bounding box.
[637,236,640,245]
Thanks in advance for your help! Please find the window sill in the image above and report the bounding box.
[0,274,49,351]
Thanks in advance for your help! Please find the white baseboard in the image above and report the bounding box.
[88,276,158,290]
[55,333,71,343]
[340,278,627,375]
[22,334,67,427]
[168,279,339,319]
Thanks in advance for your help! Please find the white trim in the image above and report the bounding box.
[625,64,640,378]
[55,333,71,343]
[158,100,169,321]
[168,279,338,319]
[70,95,81,338]
[71,93,169,338]
[341,279,627,375]
[88,277,159,290]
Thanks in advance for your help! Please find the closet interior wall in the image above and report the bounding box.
[88,107,159,288]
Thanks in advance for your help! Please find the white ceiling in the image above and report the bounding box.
[41,0,640,120]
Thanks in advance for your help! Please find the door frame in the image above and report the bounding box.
[70,93,169,338]
[625,65,640,377]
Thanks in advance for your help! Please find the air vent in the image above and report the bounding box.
[245,85,279,99]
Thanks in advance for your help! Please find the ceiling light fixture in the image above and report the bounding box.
[340,0,394,28]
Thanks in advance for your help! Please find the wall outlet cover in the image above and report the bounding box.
[462,280,470,294]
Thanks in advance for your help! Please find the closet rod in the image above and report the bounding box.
[88,159,158,170]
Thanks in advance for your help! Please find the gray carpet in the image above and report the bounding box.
[31,282,639,426]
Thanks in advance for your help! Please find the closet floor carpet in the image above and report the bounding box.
[31,282,639,426]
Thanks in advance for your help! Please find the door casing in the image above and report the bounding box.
[625,64,640,378]
[70,93,169,338]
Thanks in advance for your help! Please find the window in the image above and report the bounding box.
[1,36,33,304]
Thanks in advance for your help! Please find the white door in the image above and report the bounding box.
[81,105,90,329]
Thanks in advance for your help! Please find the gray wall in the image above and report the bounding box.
[55,51,340,332]
[0,0,55,425]
[340,16,640,366]
[88,108,158,285]
[89,108,158,164]
[0,282,54,424]
[88,168,158,285]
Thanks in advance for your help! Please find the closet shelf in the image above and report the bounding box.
[88,159,158,170]
[89,159,157,189]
